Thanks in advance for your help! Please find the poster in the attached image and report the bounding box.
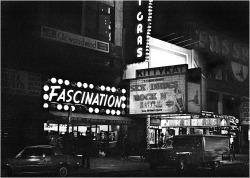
[129,75,186,114]
[188,82,201,113]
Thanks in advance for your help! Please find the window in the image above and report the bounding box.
[207,66,222,80]
[85,2,114,42]
[21,148,44,157]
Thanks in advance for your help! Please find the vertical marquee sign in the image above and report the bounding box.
[136,0,153,61]
[42,78,127,116]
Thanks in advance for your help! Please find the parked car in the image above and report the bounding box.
[147,135,230,171]
[1,145,81,177]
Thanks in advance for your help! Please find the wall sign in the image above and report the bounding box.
[240,100,249,125]
[135,0,153,61]
[43,78,126,116]
[2,68,41,97]
[136,64,187,78]
[41,26,109,53]
[192,24,249,82]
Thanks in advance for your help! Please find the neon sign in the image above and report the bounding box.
[136,0,153,61]
[43,78,127,116]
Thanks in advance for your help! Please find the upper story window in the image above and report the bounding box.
[206,66,222,80]
[85,2,114,43]
[45,1,114,43]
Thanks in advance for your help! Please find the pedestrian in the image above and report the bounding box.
[79,129,92,169]
[158,133,164,147]
[230,138,236,161]
[122,134,130,159]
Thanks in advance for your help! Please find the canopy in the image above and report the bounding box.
[49,111,134,125]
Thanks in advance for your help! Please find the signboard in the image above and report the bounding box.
[191,23,249,82]
[136,64,187,78]
[135,0,153,61]
[240,100,249,125]
[1,68,41,97]
[43,78,126,116]
[129,74,186,114]
[41,26,109,53]
[188,82,201,113]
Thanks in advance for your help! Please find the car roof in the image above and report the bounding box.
[172,134,229,138]
[27,145,55,149]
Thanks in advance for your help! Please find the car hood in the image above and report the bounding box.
[2,158,16,166]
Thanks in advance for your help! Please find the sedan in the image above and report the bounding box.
[1,145,81,177]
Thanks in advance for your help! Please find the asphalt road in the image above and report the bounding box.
[74,163,249,177]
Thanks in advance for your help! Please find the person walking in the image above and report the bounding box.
[79,129,92,169]
[122,134,130,159]
[158,133,164,147]
[230,138,236,161]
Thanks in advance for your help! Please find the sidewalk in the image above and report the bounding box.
[220,154,249,165]
[72,154,249,176]
[73,156,149,175]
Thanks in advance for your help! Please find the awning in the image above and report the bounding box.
[49,111,135,125]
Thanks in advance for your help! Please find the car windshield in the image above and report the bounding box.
[173,138,202,151]
[54,147,63,155]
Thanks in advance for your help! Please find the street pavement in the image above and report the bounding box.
[72,154,249,176]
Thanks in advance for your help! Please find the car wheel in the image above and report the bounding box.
[1,166,12,177]
[177,157,186,170]
[149,162,157,170]
[58,165,69,177]
[211,161,220,170]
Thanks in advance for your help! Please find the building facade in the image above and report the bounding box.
[1,1,137,158]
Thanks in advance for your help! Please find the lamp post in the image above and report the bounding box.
[67,106,72,133]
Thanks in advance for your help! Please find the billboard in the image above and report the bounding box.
[129,74,186,114]
[188,82,201,113]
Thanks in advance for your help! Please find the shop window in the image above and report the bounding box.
[85,2,114,42]
[47,1,82,34]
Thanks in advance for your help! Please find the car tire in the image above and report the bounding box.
[1,166,12,177]
[177,157,186,170]
[211,161,220,171]
[58,164,69,177]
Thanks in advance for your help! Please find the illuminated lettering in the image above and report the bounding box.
[57,89,66,102]
[137,36,143,45]
[137,12,143,21]
[85,92,94,105]
[66,90,74,102]
[114,96,122,107]
[49,86,60,101]
[73,91,82,103]
[46,86,125,109]
[92,94,99,105]
[99,93,106,105]
[108,95,115,107]
[137,47,143,57]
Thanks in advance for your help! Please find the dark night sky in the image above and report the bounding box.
[151,1,249,44]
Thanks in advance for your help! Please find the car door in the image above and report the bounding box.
[17,147,48,174]
[162,139,175,165]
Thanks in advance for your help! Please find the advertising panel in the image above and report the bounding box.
[190,23,249,82]
[41,26,109,53]
[240,100,249,125]
[188,82,201,113]
[43,78,127,116]
[2,68,41,97]
[129,74,186,114]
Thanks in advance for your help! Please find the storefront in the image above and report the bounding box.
[128,64,241,149]
[42,77,134,156]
